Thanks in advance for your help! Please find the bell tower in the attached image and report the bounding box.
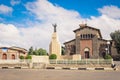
[49,24,61,59]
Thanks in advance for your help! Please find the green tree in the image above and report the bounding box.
[105,54,112,59]
[19,55,24,59]
[28,47,47,56]
[26,55,32,59]
[61,46,65,55]
[38,48,47,55]
[33,49,38,55]
[49,54,57,59]
[28,46,34,55]
[110,30,120,54]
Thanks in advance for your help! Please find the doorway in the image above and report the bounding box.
[2,53,7,60]
[85,51,90,58]
[11,54,15,59]
[84,48,90,58]
[102,52,106,59]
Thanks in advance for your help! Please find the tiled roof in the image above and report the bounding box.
[73,25,102,38]
[0,46,27,53]
[64,39,75,44]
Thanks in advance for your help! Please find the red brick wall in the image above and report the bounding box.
[80,40,93,58]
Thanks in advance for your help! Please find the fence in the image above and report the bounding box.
[49,59,113,65]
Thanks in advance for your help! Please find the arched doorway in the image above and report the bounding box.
[84,48,90,58]
[11,54,15,59]
[102,52,106,59]
[2,53,7,60]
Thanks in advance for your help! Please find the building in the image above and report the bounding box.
[49,24,61,59]
[0,46,27,60]
[64,24,117,59]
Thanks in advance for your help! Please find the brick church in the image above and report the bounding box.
[64,24,117,59]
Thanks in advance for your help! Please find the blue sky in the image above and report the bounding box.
[0,0,36,27]
[0,0,120,50]
[49,0,120,18]
[0,0,120,27]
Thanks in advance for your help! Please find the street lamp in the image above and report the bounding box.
[107,41,110,54]
[105,48,108,55]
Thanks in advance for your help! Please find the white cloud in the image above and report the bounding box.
[0,4,13,14]
[0,0,120,52]
[10,0,21,6]
[0,23,22,47]
[26,0,81,22]
[25,0,82,48]
[98,5,120,19]
[87,15,120,39]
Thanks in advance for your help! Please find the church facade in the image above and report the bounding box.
[64,24,117,59]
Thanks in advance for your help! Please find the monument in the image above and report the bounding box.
[49,24,61,59]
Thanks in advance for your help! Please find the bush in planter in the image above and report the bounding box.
[26,55,32,59]
[49,54,57,59]
[105,54,112,59]
[19,55,24,59]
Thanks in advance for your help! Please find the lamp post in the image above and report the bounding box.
[107,41,110,55]
[105,48,108,55]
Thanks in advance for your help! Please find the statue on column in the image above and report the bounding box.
[52,23,57,32]
[50,23,61,59]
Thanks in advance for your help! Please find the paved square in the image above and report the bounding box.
[0,69,120,80]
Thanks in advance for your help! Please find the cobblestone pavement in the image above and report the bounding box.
[0,69,120,80]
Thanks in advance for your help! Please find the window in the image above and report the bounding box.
[83,34,85,39]
[91,34,93,38]
[2,53,7,60]
[88,34,90,39]
[11,54,15,59]
[85,34,87,39]
[80,34,82,39]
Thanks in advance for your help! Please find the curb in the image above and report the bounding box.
[78,68,87,70]
[55,67,62,69]
[46,67,115,71]
[0,66,116,70]
[87,68,95,70]
[0,67,29,69]
[70,67,78,70]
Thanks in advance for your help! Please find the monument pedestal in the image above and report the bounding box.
[49,24,61,59]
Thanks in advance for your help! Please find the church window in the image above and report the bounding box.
[83,34,85,39]
[88,34,90,39]
[90,34,93,38]
[85,34,87,39]
[80,34,82,39]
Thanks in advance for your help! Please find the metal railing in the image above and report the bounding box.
[49,59,113,65]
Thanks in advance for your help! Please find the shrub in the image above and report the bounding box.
[26,55,32,59]
[49,54,57,59]
[19,55,24,59]
[105,54,112,59]
[112,55,120,61]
